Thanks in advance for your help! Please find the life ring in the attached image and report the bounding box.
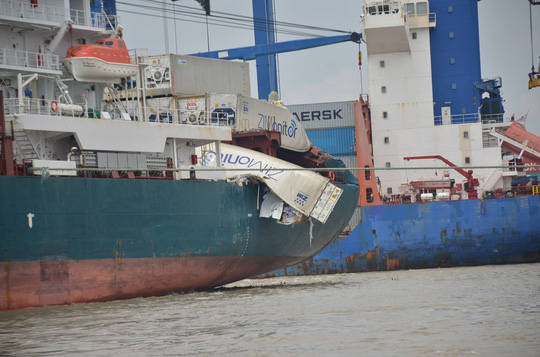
[50,100,59,112]
[328,171,336,181]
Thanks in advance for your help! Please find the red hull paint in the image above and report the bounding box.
[0,256,302,311]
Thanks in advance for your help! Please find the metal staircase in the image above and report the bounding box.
[13,129,39,160]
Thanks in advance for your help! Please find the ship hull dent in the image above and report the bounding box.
[269,196,540,276]
[0,176,359,310]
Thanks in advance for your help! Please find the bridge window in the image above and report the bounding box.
[416,2,428,15]
[405,3,415,15]
[368,6,377,15]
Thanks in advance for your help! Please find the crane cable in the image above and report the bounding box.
[530,2,536,74]
[116,0,352,38]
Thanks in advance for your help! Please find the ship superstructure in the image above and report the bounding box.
[364,0,507,198]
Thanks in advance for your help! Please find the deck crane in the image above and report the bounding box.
[403,155,480,200]
[187,0,361,100]
[473,77,504,121]
[528,0,540,89]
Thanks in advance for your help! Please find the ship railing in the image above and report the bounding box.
[0,0,65,24]
[3,97,84,117]
[480,113,506,124]
[139,107,234,127]
[435,113,509,126]
[434,113,480,126]
[129,48,149,65]
[0,49,60,72]
[0,1,118,30]
[70,9,119,30]
[3,98,233,128]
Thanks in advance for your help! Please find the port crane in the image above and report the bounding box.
[188,0,361,100]
[403,155,480,200]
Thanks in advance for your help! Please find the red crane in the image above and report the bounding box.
[403,155,479,199]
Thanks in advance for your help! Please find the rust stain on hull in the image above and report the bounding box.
[0,255,306,311]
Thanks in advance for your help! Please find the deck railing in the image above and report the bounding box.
[434,113,480,126]
[0,0,65,23]
[0,0,118,30]
[434,113,507,126]
[0,49,60,72]
[3,98,233,128]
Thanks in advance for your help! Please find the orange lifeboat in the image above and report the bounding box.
[63,38,138,83]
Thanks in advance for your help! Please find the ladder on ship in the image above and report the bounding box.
[14,130,39,160]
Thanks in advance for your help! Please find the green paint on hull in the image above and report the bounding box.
[0,176,359,265]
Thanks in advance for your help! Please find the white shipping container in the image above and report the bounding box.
[172,55,250,97]
[142,54,250,98]
[178,95,208,124]
[286,100,357,130]
[209,94,312,152]
[144,55,172,97]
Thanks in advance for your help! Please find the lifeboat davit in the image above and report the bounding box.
[63,38,138,83]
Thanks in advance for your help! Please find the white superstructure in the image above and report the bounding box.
[362,0,509,197]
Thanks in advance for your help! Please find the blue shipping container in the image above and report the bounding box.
[306,127,356,156]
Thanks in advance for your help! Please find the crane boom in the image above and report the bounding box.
[188,33,361,61]
[186,0,361,100]
[404,155,479,199]
[187,32,361,100]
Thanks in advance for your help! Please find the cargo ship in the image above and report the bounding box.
[269,0,540,276]
[0,1,359,310]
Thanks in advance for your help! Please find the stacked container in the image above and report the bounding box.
[286,100,361,227]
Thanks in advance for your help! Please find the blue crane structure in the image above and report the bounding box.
[188,0,361,101]
[473,77,505,122]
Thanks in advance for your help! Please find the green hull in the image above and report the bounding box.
[0,175,359,310]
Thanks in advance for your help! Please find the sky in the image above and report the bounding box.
[119,0,540,135]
